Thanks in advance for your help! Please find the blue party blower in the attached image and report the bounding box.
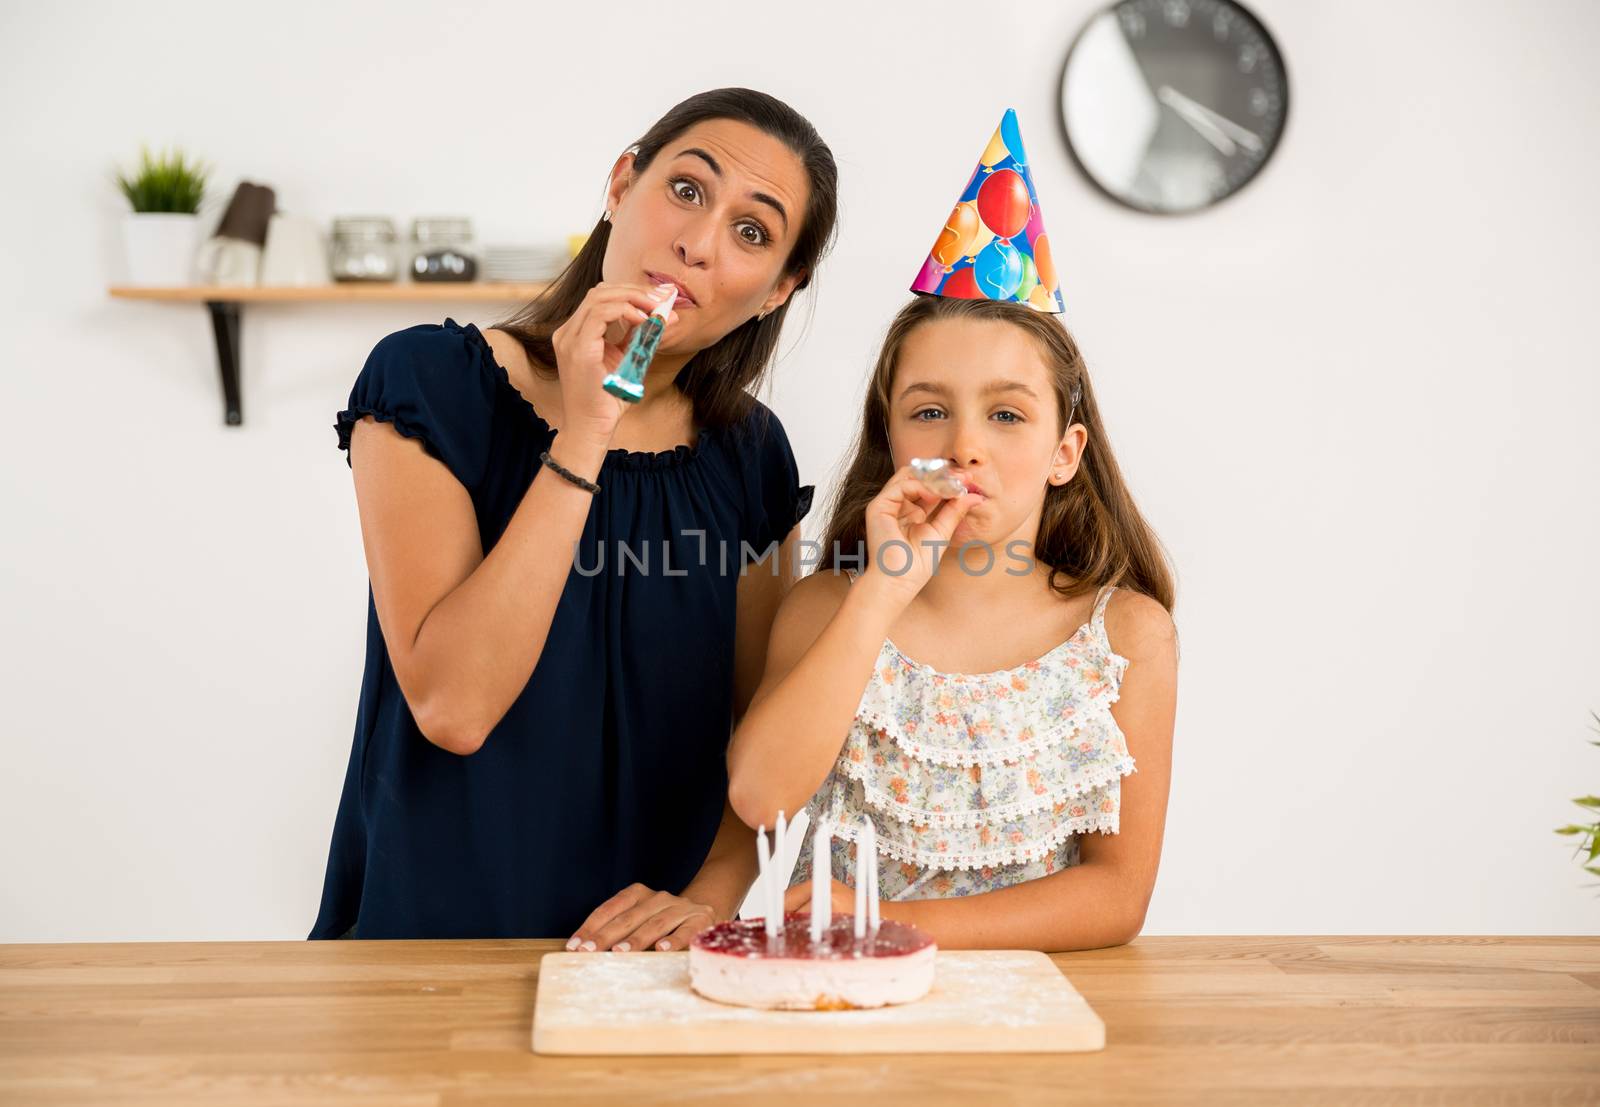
[602,287,678,403]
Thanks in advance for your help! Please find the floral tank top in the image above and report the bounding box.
[791,574,1135,901]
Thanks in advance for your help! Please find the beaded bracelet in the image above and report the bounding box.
[539,450,600,494]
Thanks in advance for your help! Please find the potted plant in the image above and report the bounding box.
[114,146,210,286]
[1555,711,1600,892]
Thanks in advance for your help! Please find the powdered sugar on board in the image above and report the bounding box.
[532,950,1105,1055]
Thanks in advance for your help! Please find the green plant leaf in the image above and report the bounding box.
[1560,713,1600,882]
[112,144,209,213]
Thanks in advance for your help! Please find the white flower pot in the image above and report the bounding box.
[121,212,202,286]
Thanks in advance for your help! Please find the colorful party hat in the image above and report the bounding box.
[909,109,1063,313]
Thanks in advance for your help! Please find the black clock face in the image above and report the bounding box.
[1059,0,1289,213]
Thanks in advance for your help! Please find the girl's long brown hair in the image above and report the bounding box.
[817,295,1176,612]
[495,88,838,432]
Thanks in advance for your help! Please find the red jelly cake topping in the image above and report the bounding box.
[691,914,934,960]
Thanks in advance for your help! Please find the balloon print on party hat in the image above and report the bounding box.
[910,108,1063,313]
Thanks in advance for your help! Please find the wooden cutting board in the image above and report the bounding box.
[532,949,1105,1055]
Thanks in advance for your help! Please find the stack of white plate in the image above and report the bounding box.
[482,244,569,282]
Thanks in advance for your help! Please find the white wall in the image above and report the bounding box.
[2,0,1596,942]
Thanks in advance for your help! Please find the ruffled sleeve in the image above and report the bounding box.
[737,400,815,564]
[333,318,497,494]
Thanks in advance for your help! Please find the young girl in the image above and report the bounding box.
[725,294,1178,952]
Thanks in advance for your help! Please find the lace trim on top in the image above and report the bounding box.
[811,582,1136,871]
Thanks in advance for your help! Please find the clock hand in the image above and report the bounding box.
[1194,103,1264,153]
[1158,85,1264,154]
[1157,85,1237,156]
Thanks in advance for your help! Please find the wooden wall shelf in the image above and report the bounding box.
[109,282,551,424]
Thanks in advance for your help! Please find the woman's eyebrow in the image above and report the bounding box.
[672,147,789,230]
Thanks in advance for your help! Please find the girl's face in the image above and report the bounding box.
[888,318,1086,552]
[602,118,809,355]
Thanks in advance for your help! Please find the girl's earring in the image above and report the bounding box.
[601,209,613,223]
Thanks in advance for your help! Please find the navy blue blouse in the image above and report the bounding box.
[310,318,813,939]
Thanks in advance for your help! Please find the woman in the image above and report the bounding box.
[310,88,838,946]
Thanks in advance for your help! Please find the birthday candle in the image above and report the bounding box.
[864,819,880,931]
[809,819,831,942]
[853,820,868,939]
[768,809,780,927]
[757,825,776,941]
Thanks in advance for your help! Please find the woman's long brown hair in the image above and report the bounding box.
[817,295,1176,612]
[495,88,838,432]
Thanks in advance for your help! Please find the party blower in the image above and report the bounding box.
[909,457,968,499]
[602,286,678,403]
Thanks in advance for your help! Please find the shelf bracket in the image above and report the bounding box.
[205,299,244,426]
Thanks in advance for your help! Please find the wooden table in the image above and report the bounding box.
[3,937,1597,1104]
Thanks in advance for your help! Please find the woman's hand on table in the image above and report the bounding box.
[783,877,858,919]
[566,883,717,953]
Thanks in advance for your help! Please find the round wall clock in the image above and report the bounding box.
[1059,0,1289,213]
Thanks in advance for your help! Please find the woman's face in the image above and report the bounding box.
[603,118,809,355]
[887,318,1086,552]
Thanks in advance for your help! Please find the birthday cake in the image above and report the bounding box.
[688,913,936,1010]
